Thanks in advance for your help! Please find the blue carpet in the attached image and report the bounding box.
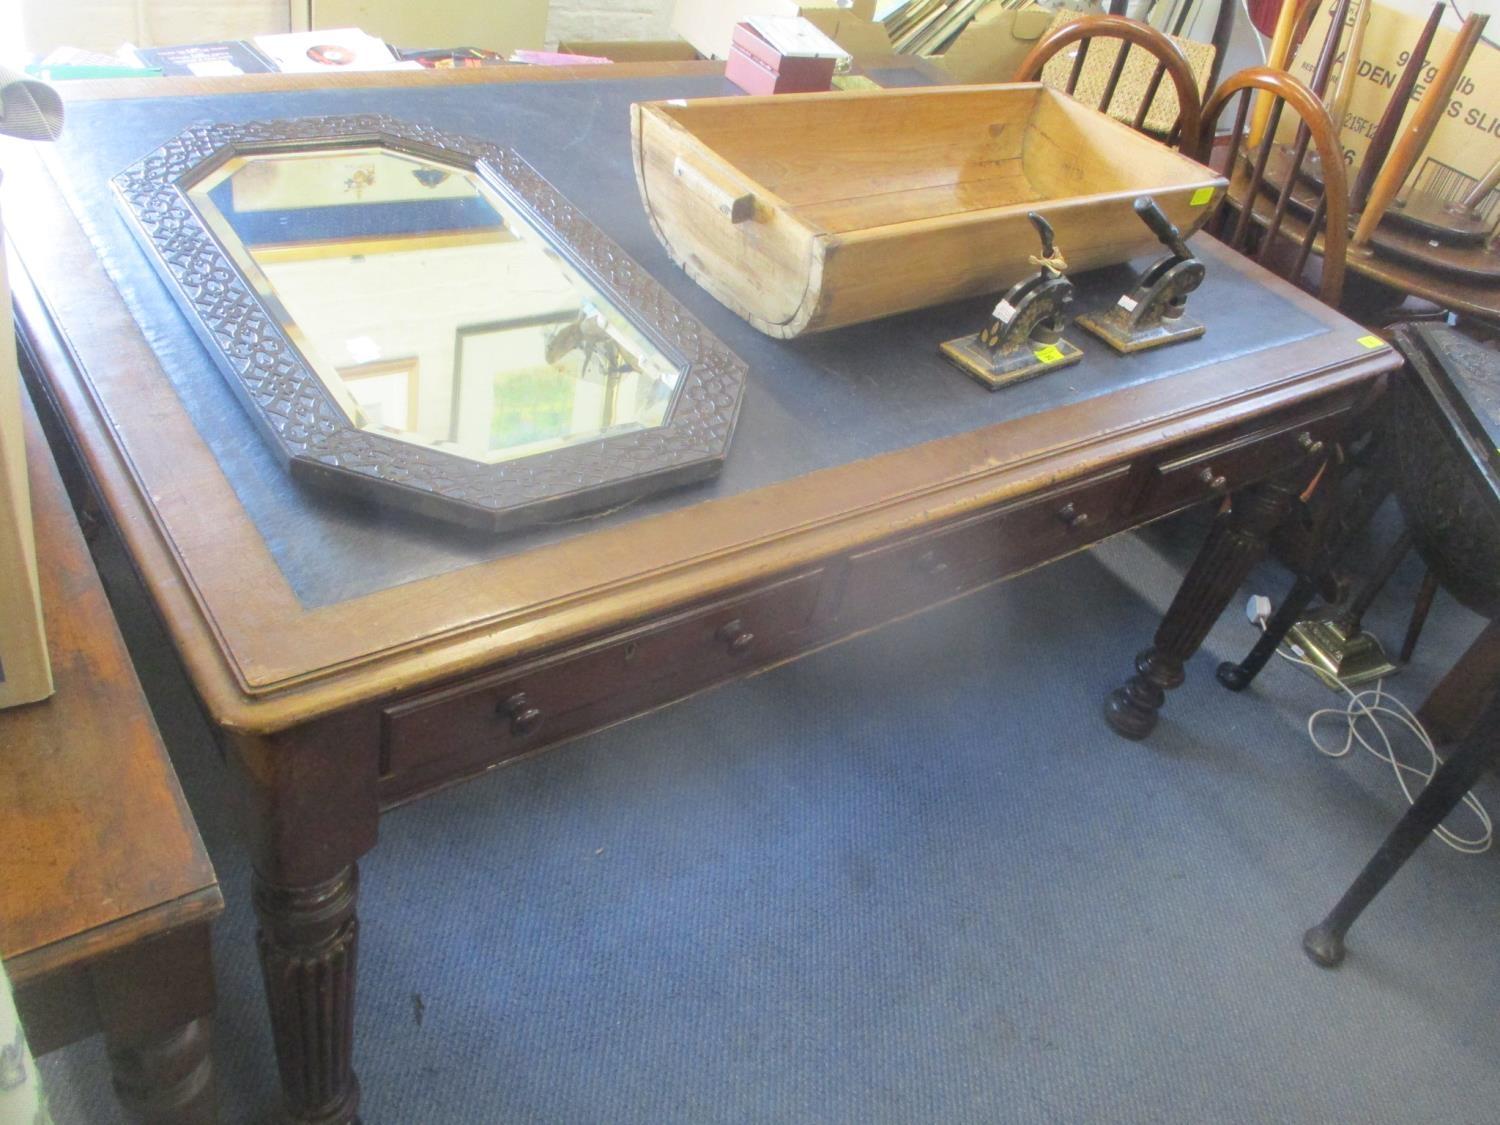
[39,509,1500,1124]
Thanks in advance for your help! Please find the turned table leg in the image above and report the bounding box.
[1105,480,1299,739]
[228,716,378,1125]
[104,1018,215,1124]
[254,867,361,1124]
[93,924,218,1124]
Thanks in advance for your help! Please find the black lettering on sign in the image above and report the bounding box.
[1465,108,1500,136]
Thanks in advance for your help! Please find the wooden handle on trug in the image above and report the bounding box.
[672,156,756,224]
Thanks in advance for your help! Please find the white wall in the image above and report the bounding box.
[545,0,675,45]
[16,0,681,53]
[20,0,288,54]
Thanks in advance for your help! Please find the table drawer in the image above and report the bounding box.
[840,466,1133,625]
[382,568,826,790]
[1137,404,1348,518]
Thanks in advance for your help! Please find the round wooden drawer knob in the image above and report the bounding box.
[1057,502,1090,531]
[499,691,543,737]
[1198,466,1229,491]
[716,619,756,656]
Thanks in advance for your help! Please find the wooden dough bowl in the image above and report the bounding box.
[632,83,1226,338]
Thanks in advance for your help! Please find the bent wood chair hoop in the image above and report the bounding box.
[1196,65,1349,307]
[1012,13,1203,151]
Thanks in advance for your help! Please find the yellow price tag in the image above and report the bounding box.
[1034,344,1066,364]
[1190,186,1215,206]
[1357,334,1384,348]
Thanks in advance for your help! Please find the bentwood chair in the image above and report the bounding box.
[1012,14,1203,152]
[1195,67,1362,702]
[1193,65,1349,306]
[1104,0,1237,96]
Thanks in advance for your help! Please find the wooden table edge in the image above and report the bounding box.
[47,55,951,102]
[4,885,224,987]
[22,251,1394,735]
[0,383,222,983]
[7,69,1402,733]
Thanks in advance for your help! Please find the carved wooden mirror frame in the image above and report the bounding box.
[113,114,747,531]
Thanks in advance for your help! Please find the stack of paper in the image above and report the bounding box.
[250,28,418,74]
[36,27,422,79]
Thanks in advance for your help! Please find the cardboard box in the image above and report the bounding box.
[797,7,895,59]
[1287,0,1500,219]
[673,0,880,59]
[929,5,1055,83]
[557,39,702,62]
[0,188,54,710]
[726,20,837,92]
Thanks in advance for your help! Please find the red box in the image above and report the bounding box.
[724,22,835,95]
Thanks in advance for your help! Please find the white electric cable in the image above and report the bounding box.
[1251,606,1493,854]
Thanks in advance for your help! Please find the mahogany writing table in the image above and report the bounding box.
[1,380,220,1122]
[6,62,1399,1123]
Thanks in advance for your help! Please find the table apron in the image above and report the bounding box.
[374,387,1359,807]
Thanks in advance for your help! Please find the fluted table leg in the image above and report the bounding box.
[254,866,361,1125]
[1105,480,1299,739]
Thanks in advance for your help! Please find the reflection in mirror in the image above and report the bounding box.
[188,146,683,465]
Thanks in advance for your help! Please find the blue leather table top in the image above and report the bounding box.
[46,70,1325,608]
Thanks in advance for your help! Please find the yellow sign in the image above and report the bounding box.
[1190,186,1215,206]
[1034,344,1066,364]
[1357,334,1385,349]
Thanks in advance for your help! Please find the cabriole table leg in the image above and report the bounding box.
[1304,689,1500,967]
[1105,479,1300,739]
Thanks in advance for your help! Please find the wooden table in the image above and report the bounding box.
[0,380,221,1122]
[7,62,1400,1124]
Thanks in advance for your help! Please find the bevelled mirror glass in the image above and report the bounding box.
[114,116,746,531]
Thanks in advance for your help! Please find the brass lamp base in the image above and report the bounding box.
[1285,614,1398,689]
[939,334,1083,390]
